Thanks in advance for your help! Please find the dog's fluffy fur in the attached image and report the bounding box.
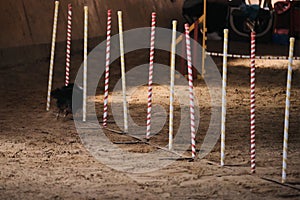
[51,83,83,118]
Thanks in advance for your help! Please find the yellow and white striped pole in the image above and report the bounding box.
[117,11,128,133]
[169,20,177,150]
[221,29,228,166]
[282,37,295,183]
[46,1,59,111]
[83,6,88,122]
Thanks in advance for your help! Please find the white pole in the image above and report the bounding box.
[46,1,59,111]
[169,20,177,150]
[221,29,228,166]
[117,11,128,133]
[282,37,295,183]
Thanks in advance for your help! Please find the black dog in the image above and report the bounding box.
[51,83,83,118]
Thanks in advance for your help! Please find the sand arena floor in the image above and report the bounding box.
[0,39,300,199]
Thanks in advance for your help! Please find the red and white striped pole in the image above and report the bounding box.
[83,6,88,122]
[250,31,256,173]
[65,3,72,86]
[103,9,112,128]
[146,12,156,139]
[185,23,196,159]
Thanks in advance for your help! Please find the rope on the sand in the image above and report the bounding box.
[65,4,72,87]
[102,126,192,160]
[185,23,196,159]
[282,37,295,183]
[250,31,256,174]
[117,11,128,133]
[206,52,300,60]
[146,12,156,140]
[46,1,59,111]
[169,20,177,150]
[83,6,88,122]
[103,9,112,128]
[221,29,228,167]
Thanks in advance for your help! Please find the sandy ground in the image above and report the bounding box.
[0,39,300,199]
